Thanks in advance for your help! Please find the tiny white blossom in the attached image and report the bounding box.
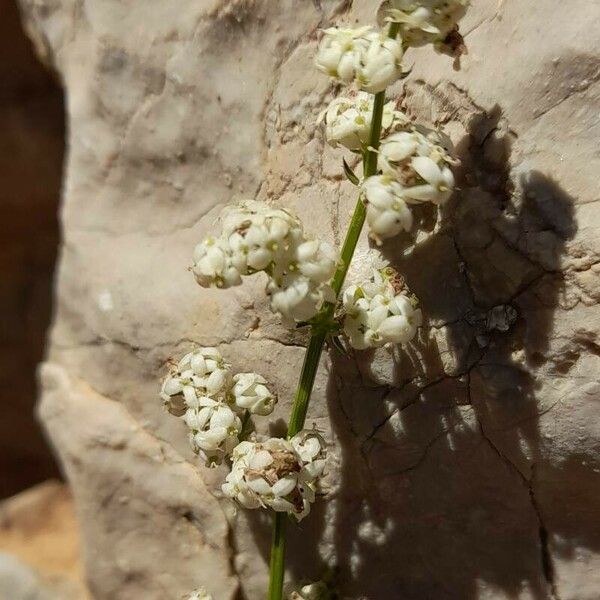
[342,268,422,349]
[294,240,337,284]
[359,30,405,93]
[222,431,326,521]
[187,589,213,600]
[192,237,242,289]
[314,26,372,80]
[318,92,407,151]
[268,274,335,325]
[231,372,277,416]
[383,0,470,49]
[315,27,404,93]
[362,175,413,242]
[187,401,243,466]
[378,127,456,206]
[161,348,230,414]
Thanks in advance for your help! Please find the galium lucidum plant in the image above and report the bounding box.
[162,1,469,598]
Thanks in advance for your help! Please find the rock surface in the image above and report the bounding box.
[0,480,89,599]
[17,0,600,598]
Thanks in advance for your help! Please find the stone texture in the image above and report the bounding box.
[17,0,600,598]
[0,480,89,599]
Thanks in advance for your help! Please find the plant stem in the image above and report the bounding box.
[266,22,400,600]
[267,512,287,600]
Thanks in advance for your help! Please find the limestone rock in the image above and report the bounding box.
[17,0,600,598]
[0,480,89,600]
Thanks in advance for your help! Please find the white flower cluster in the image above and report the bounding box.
[383,0,470,48]
[315,26,404,93]
[342,267,422,349]
[160,348,276,466]
[222,430,326,521]
[187,589,212,600]
[318,91,407,152]
[363,125,456,242]
[192,201,337,324]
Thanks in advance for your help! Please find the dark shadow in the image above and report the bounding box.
[322,100,592,599]
[0,0,63,497]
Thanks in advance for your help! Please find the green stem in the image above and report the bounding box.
[267,513,287,600]
[267,22,400,600]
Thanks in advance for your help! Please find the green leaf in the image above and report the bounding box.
[343,158,360,186]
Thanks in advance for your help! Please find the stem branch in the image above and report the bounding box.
[266,22,400,600]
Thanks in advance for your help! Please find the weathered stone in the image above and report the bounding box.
[17,0,600,598]
[0,480,89,600]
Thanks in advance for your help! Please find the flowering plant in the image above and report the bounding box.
[163,2,470,598]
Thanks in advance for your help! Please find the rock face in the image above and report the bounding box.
[17,0,600,598]
[0,480,90,599]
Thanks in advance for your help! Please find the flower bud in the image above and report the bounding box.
[222,431,326,521]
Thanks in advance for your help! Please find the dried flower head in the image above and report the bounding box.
[222,430,327,521]
[381,0,470,53]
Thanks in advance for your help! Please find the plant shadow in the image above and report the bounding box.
[321,103,598,599]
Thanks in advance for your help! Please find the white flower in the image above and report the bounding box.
[294,240,337,284]
[315,27,404,93]
[342,268,422,349]
[318,92,407,151]
[231,373,277,416]
[160,348,231,414]
[222,431,326,521]
[221,200,304,274]
[187,400,243,465]
[406,155,455,203]
[268,274,334,325]
[362,175,413,242]
[268,238,336,323]
[187,589,213,600]
[378,127,456,205]
[192,201,337,325]
[192,237,242,289]
[161,348,278,466]
[358,30,405,93]
[383,0,470,48]
[315,26,372,80]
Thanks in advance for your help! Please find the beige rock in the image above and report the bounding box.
[17,0,600,598]
[0,480,89,599]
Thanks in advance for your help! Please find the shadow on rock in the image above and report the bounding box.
[323,102,595,600]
